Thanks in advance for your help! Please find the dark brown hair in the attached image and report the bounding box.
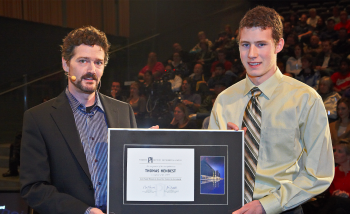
[238,6,283,45]
[61,26,110,65]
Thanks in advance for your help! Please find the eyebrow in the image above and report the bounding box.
[240,40,269,44]
[77,57,104,61]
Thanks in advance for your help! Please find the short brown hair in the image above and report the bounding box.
[238,6,283,45]
[61,26,110,65]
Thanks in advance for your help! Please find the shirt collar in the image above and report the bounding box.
[65,87,104,113]
[243,68,283,100]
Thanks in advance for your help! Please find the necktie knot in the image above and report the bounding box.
[251,87,261,98]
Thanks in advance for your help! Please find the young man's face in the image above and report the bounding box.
[63,44,105,94]
[239,27,283,85]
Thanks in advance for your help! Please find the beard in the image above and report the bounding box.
[71,73,99,94]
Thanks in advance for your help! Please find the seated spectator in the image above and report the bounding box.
[194,39,215,76]
[320,18,338,42]
[210,49,233,74]
[171,78,201,114]
[127,82,146,118]
[296,54,320,89]
[142,70,154,96]
[224,24,234,39]
[334,11,350,33]
[189,63,207,92]
[315,40,341,76]
[330,98,350,146]
[294,14,313,42]
[109,81,126,102]
[333,28,350,57]
[139,52,165,79]
[283,22,294,41]
[167,103,197,129]
[286,12,298,28]
[314,17,326,35]
[170,52,189,77]
[211,31,234,57]
[280,34,298,60]
[190,31,213,53]
[169,43,190,64]
[286,43,303,75]
[330,6,341,24]
[207,63,233,89]
[331,58,350,93]
[304,35,322,56]
[164,64,182,92]
[318,76,341,121]
[198,81,226,114]
[306,8,320,28]
[320,139,350,214]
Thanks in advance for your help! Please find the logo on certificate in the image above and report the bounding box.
[148,157,153,163]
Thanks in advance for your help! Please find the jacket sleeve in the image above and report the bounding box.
[20,110,90,214]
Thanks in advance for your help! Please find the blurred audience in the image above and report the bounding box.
[330,98,350,146]
[139,52,165,79]
[286,43,303,75]
[168,103,197,129]
[109,81,126,102]
[315,40,341,76]
[331,58,350,94]
[207,63,233,89]
[318,76,341,121]
[306,8,320,28]
[320,139,350,214]
[334,11,350,33]
[210,49,233,74]
[191,31,213,53]
[296,54,320,89]
[332,28,350,57]
[164,64,182,92]
[127,82,146,118]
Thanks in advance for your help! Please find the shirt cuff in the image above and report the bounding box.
[259,194,282,214]
[84,207,93,214]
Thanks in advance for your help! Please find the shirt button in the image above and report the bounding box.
[95,159,98,162]
[91,137,94,140]
[98,182,101,185]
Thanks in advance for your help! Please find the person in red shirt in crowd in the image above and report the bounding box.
[334,11,350,33]
[210,49,232,74]
[320,139,350,214]
[138,52,165,79]
[331,58,350,93]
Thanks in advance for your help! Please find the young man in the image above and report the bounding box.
[20,26,137,214]
[209,6,334,214]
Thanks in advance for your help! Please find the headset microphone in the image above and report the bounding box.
[65,73,76,82]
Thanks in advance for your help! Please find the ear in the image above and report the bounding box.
[62,57,69,72]
[275,38,285,54]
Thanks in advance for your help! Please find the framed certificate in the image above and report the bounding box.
[107,129,244,214]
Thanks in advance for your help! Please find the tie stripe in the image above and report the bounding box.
[242,87,262,204]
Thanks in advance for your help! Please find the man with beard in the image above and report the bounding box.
[20,26,136,214]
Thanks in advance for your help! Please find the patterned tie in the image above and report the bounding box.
[242,87,262,204]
